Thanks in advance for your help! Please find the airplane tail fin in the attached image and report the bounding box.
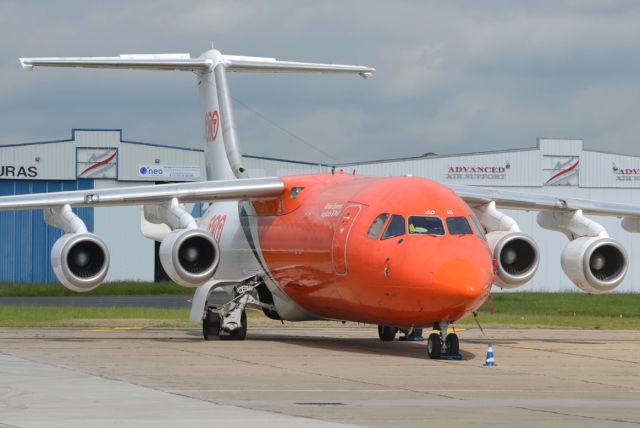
[20,50,375,181]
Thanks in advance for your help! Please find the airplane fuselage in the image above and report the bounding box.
[202,173,494,328]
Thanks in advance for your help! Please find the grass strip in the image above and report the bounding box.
[0,282,190,297]
[0,292,639,329]
[478,292,640,318]
[0,306,192,328]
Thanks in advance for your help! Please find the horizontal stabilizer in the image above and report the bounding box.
[224,55,375,78]
[20,51,375,77]
[20,54,212,71]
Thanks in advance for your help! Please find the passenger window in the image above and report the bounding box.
[468,215,486,240]
[381,215,405,240]
[446,217,473,235]
[408,216,445,235]
[367,213,389,239]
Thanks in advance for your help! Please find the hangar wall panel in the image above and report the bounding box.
[243,156,328,177]
[0,179,93,283]
[92,180,155,282]
[350,149,542,187]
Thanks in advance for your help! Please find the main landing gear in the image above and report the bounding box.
[427,321,460,359]
[201,277,275,341]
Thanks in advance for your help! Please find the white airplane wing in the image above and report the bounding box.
[450,184,640,218]
[0,177,284,211]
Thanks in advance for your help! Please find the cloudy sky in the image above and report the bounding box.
[1,1,639,164]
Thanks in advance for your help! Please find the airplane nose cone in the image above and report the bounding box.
[427,251,494,317]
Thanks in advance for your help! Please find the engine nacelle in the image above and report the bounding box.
[159,228,220,287]
[486,231,539,288]
[561,237,628,293]
[51,233,110,292]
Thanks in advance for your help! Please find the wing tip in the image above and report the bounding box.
[19,58,33,70]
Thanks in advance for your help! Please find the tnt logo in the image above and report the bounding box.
[208,214,227,243]
[205,110,220,142]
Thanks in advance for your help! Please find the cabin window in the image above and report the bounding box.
[381,214,405,239]
[367,213,389,239]
[468,214,486,240]
[446,217,473,235]
[408,216,445,235]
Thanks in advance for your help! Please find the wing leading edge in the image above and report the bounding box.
[450,183,640,219]
[0,177,284,211]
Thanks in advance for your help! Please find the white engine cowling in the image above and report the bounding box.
[51,233,110,292]
[486,231,540,288]
[159,228,220,287]
[561,237,628,293]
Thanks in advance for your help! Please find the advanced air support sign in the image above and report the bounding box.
[446,165,509,180]
[138,165,201,180]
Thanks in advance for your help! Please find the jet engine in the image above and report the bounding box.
[561,237,628,293]
[486,231,539,288]
[51,233,110,292]
[159,228,220,287]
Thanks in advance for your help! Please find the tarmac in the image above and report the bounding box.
[0,326,639,427]
[0,292,226,308]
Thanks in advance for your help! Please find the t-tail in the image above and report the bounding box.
[20,49,375,181]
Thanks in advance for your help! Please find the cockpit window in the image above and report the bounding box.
[381,214,405,239]
[408,216,445,235]
[367,213,389,239]
[446,217,473,235]
[468,215,486,240]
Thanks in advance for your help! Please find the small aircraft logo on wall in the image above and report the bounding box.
[78,149,117,178]
[205,110,220,142]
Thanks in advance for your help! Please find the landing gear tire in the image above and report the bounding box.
[202,308,221,341]
[220,310,247,341]
[445,333,459,355]
[378,325,398,341]
[427,333,442,359]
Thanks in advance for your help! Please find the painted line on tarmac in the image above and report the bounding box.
[170,388,640,393]
[81,327,145,332]
[215,398,640,408]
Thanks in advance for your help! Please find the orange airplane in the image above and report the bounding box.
[0,48,635,359]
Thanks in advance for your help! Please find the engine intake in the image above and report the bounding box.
[561,237,628,293]
[486,231,539,288]
[159,228,220,287]
[51,233,110,292]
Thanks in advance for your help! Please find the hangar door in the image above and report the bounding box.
[0,179,94,283]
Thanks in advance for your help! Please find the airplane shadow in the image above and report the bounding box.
[20,329,477,361]
[187,329,478,361]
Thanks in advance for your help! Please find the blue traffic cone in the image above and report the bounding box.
[483,342,497,366]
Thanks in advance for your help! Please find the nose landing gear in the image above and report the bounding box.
[427,321,461,359]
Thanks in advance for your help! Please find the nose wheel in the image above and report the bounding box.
[427,322,460,359]
[377,325,398,341]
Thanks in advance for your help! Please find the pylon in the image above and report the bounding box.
[483,342,497,366]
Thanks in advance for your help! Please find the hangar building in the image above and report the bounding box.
[0,129,204,283]
[335,138,640,292]
[1,130,639,292]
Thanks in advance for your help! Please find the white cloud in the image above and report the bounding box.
[1,1,640,160]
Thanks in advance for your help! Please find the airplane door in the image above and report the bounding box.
[332,204,362,275]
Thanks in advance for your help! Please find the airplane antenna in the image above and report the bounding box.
[472,312,485,336]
